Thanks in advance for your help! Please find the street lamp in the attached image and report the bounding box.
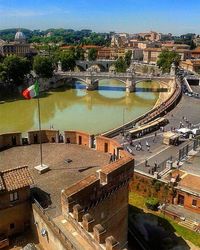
[122,107,126,137]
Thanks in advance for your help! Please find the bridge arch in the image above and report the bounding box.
[94,78,127,85]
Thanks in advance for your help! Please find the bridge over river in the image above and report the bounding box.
[54,71,175,92]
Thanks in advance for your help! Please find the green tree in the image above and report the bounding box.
[115,57,127,73]
[75,47,85,60]
[88,48,98,61]
[60,52,76,71]
[33,56,54,78]
[0,55,31,86]
[125,50,132,67]
[157,50,181,73]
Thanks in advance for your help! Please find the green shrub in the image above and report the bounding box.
[154,181,162,192]
[145,197,159,211]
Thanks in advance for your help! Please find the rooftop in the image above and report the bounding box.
[0,143,110,217]
[0,166,33,192]
[179,174,200,194]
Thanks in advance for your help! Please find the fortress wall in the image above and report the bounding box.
[0,132,21,149]
[28,130,59,144]
[64,130,91,147]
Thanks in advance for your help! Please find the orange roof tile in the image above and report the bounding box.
[0,166,33,191]
[0,176,5,191]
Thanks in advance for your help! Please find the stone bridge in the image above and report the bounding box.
[54,71,175,93]
[75,60,115,71]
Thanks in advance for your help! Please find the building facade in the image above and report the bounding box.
[0,31,31,57]
[0,166,33,247]
[143,48,191,64]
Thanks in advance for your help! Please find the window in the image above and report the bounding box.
[10,192,19,202]
[178,194,184,206]
[192,199,197,207]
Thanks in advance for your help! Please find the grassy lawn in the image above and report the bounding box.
[129,192,200,248]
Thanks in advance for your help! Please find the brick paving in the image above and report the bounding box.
[0,143,110,217]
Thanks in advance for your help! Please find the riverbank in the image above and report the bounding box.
[153,79,175,108]
[0,80,158,135]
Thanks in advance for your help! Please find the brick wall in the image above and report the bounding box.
[0,188,30,210]
[0,202,31,236]
[31,205,71,250]
[129,172,174,203]
[61,155,134,249]
[95,136,128,159]
[64,131,91,147]
[175,190,200,214]
[0,188,31,236]
[0,133,21,149]
[28,130,59,144]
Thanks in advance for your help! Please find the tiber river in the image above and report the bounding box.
[0,79,159,135]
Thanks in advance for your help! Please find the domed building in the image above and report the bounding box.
[0,30,31,57]
[15,30,26,43]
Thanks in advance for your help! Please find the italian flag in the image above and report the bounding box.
[22,80,39,99]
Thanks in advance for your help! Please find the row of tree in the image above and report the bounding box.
[0,47,99,86]
[0,28,111,46]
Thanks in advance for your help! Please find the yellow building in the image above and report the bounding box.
[143,48,191,64]
[180,59,200,73]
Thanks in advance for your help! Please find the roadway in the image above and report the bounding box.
[115,94,200,175]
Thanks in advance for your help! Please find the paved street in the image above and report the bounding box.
[115,93,200,175]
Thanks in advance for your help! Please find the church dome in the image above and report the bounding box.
[15,31,26,42]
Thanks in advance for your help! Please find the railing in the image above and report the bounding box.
[102,78,181,137]
[55,71,174,80]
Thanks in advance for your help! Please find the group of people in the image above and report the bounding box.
[127,140,151,152]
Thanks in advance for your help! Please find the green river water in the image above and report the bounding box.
[0,80,159,135]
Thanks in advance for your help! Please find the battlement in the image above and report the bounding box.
[61,136,134,250]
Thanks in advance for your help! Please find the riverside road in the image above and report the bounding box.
[116,91,200,174]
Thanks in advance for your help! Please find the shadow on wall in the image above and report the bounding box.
[128,205,190,250]
[31,187,52,209]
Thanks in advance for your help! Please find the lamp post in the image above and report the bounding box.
[122,108,127,148]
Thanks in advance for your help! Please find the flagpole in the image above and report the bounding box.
[37,92,43,167]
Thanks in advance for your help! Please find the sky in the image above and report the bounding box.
[0,0,200,35]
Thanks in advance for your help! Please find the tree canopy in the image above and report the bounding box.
[124,50,132,67]
[33,56,54,78]
[60,52,76,71]
[157,50,181,73]
[0,55,31,85]
[88,48,98,61]
[0,28,111,46]
[114,57,127,73]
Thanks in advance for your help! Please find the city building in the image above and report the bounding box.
[180,59,200,73]
[0,166,33,247]
[111,34,128,48]
[138,31,162,41]
[0,31,31,57]
[143,48,191,64]
[191,47,200,59]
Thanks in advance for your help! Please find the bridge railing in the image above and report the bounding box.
[55,71,174,80]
